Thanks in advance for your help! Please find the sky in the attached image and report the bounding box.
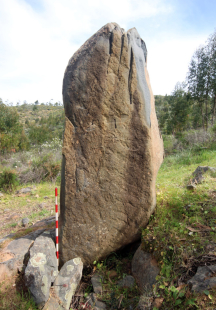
[0,0,216,104]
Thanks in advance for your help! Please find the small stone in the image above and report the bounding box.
[0,192,3,197]
[187,184,196,191]
[91,273,103,294]
[22,218,30,227]
[117,275,135,288]
[187,265,216,292]
[16,187,32,194]
[132,246,160,292]
[44,196,49,199]
[4,209,10,212]
[38,202,47,209]
[86,293,107,310]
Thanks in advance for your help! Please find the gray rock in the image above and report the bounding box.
[33,216,55,227]
[53,257,83,310]
[187,265,216,292]
[16,187,32,194]
[25,232,58,306]
[91,273,103,294]
[0,192,3,197]
[132,246,160,292]
[38,202,48,209]
[117,275,135,288]
[0,229,45,281]
[22,217,30,227]
[86,293,107,310]
[44,196,49,199]
[192,166,216,184]
[4,209,10,212]
[0,233,15,245]
[187,184,196,191]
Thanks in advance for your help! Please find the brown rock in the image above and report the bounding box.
[132,246,160,291]
[60,22,163,264]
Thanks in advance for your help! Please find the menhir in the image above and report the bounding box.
[60,23,163,265]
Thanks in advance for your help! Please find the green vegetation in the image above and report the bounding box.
[0,168,19,192]
[140,148,216,309]
[0,276,38,310]
[75,148,216,310]
[0,102,63,191]
[155,30,216,135]
[0,100,64,154]
[0,28,216,310]
[0,101,29,153]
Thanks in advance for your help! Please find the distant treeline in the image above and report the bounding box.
[1,29,216,152]
[155,30,216,135]
[0,99,64,153]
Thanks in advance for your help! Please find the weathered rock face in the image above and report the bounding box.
[24,232,58,306]
[60,22,163,264]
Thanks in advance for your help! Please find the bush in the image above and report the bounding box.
[0,103,29,153]
[19,153,61,184]
[0,168,19,192]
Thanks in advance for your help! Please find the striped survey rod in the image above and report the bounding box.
[55,187,59,267]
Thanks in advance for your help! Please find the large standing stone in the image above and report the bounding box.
[60,22,164,264]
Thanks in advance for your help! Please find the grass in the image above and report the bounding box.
[0,274,38,310]
[74,148,216,309]
[0,182,58,239]
[140,148,216,309]
[1,141,216,309]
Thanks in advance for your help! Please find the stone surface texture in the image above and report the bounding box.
[0,229,46,281]
[91,273,103,294]
[60,22,163,264]
[22,217,30,227]
[43,294,65,310]
[132,246,159,291]
[24,231,58,306]
[53,257,83,310]
[117,275,135,288]
[191,166,216,184]
[187,265,216,292]
[86,293,107,310]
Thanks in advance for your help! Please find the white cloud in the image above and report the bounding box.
[0,0,210,103]
[147,35,208,95]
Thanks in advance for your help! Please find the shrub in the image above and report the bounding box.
[0,103,29,153]
[0,168,19,192]
[19,153,61,184]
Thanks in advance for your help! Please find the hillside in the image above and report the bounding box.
[0,101,216,309]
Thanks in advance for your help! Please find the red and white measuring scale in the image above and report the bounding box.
[55,187,59,266]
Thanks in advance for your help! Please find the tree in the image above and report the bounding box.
[166,83,191,134]
[207,31,216,124]
[0,104,29,152]
[187,46,211,130]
